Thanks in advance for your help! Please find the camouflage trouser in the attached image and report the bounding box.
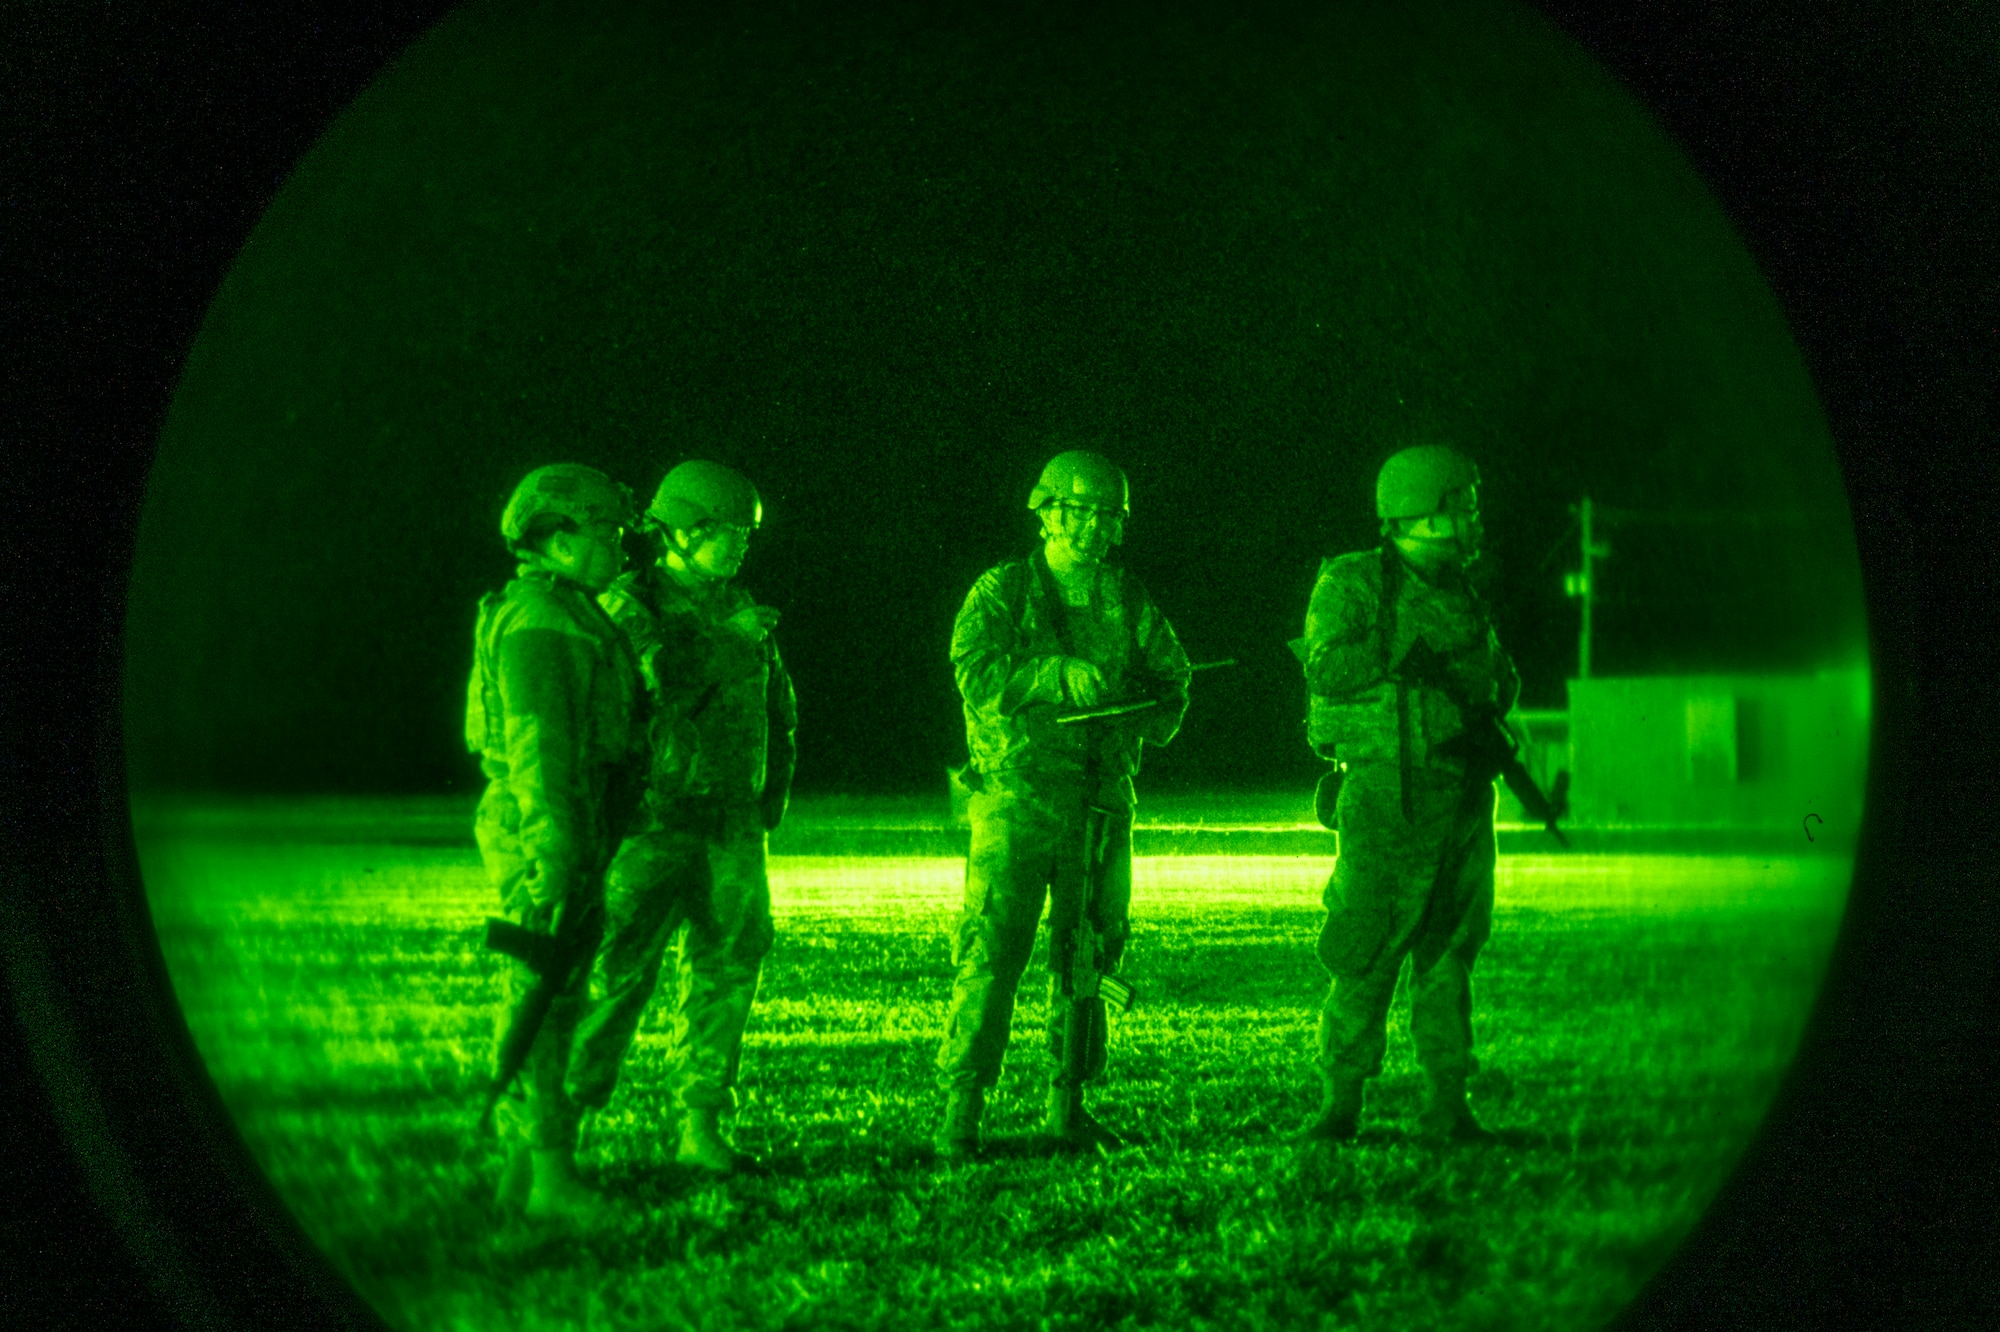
[936,774,1133,1092]
[1316,761,1496,1082]
[568,799,774,1117]
[475,784,610,1153]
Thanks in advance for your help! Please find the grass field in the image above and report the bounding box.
[138,801,1850,1332]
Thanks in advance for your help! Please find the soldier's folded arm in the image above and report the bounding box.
[625,598,761,696]
[761,641,800,830]
[1494,640,1522,715]
[1300,563,1385,699]
[496,625,599,907]
[694,620,769,686]
[1132,586,1192,746]
[950,578,1065,717]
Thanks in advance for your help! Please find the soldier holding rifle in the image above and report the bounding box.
[1290,444,1546,1146]
[934,451,1193,1161]
[467,465,645,1225]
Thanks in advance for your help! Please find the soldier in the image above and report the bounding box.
[571,460,797,1176]
[470,464,645,1224]
[1290,444,1520,1145]
[934,451,1192,1160]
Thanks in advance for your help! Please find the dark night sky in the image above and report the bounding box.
[122,0,1867,796]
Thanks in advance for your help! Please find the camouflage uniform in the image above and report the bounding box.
[567,562,797,1118]
[1300,547,1519,1087]
[937,552,1190,1093]
[467,567,644,1151]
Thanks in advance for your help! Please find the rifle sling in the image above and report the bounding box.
[1396,679,1415,823]
[1379,544,1415,823]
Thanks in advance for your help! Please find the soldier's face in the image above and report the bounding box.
[551,520,627,590]
[1396,509,1481,570]
[1042,502,1122,565]
[678,522,752,580]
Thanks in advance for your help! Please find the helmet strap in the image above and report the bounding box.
[1389,513,1478,578]
[661,524,726,584]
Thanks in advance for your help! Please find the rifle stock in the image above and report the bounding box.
[474,899,603,1135]
[1067,806,1137,1015]
[1492,731,1571,848]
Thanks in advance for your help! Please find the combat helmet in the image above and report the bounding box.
[647,460,763,532]
[501,464,636,549]
[1027,450,1130,515]
[1375,445,1479,522]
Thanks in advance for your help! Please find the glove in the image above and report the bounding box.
[522,861,571,912]
[761,746,795,832]
[516,891,563,938]
[1061,658,1107,708]
[1313,766,1344,831]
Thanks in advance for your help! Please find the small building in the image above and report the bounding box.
[1502,668,1870,840]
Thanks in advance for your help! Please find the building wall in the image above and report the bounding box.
[1520,670,1870,836]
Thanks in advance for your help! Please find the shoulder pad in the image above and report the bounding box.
[1316,550,1383,590]
[1321,549,1380,576]
[974,559,1031,599]
[499,575,596,635]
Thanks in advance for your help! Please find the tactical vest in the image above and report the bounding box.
[465,571,644,772]
[958,551,1151,787]
[599,566,776,803]
[1303,546,1504,800]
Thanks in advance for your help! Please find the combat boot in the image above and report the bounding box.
[678,1105,758,1175]
[1416,1066,1496,1144]
[1288,1068,1365,1143]
[524,1149,618,1228]
[1044,1082,1123,1152]
[933,1087,985,1161]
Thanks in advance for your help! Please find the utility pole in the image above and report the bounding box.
[1563,496,1612,679]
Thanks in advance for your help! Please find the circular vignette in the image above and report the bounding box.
[130,0,1869,1326]
[7,0,1976,1320]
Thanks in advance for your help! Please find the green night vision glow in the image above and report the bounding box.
[124,0,1870,1328]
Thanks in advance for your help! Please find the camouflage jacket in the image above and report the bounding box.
[1292,547,1519,769]
[466,566,646,902]
[598,563,798,825]
[953,551,1191,800]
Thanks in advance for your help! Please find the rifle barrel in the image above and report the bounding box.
[1055,698,1159,725]
[1053,658,1237,726]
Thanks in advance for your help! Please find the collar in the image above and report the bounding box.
[1388,544,1467,592]
[514,562,598,597]
[650,558,733,610]
[1034,546,1105,606]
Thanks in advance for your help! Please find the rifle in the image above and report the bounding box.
[1055,658,1238,725]
[1059,656,1236,1054]
[1394,638,1571,848]
[474,895,606,1135]
[1070,801,1136,1014]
